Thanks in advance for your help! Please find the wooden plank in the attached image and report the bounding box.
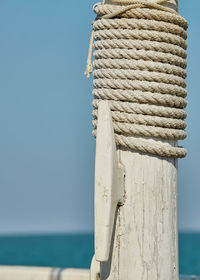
[94,101,125,262]
[0,266,52,280]
[61,269,89,280]
[0,266,90,280]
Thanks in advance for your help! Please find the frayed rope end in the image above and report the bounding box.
[85,29,94,79]
[84,63,93,79]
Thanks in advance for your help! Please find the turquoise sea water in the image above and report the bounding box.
[0,233,199,276]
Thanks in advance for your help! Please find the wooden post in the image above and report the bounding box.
[94,1,180,280]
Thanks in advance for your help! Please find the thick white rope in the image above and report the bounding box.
[86,0,188,158]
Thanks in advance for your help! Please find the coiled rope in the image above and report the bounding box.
[85,0,188,158]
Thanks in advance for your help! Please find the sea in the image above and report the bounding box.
[0,233,199,277]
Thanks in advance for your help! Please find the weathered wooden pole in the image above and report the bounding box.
[90,1,182,280]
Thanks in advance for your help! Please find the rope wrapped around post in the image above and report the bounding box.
[85,0,188,158]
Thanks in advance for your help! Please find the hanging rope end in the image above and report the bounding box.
[85,29,94,79]
[84,63,93,79]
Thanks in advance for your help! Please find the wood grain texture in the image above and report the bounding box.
[100,150,179,280]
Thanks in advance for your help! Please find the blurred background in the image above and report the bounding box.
[0,0,199,276]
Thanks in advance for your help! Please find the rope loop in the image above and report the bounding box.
[86,0,188,158]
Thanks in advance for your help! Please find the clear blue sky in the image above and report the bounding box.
[0,0,199,235]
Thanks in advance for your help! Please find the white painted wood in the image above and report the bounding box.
[99,136,179,278]
[103,151,179,280]
[90,255,100,280]
[61,269,89,280]
[94,101,125,262]
[0,266,52,280]
[0,266,89,280]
